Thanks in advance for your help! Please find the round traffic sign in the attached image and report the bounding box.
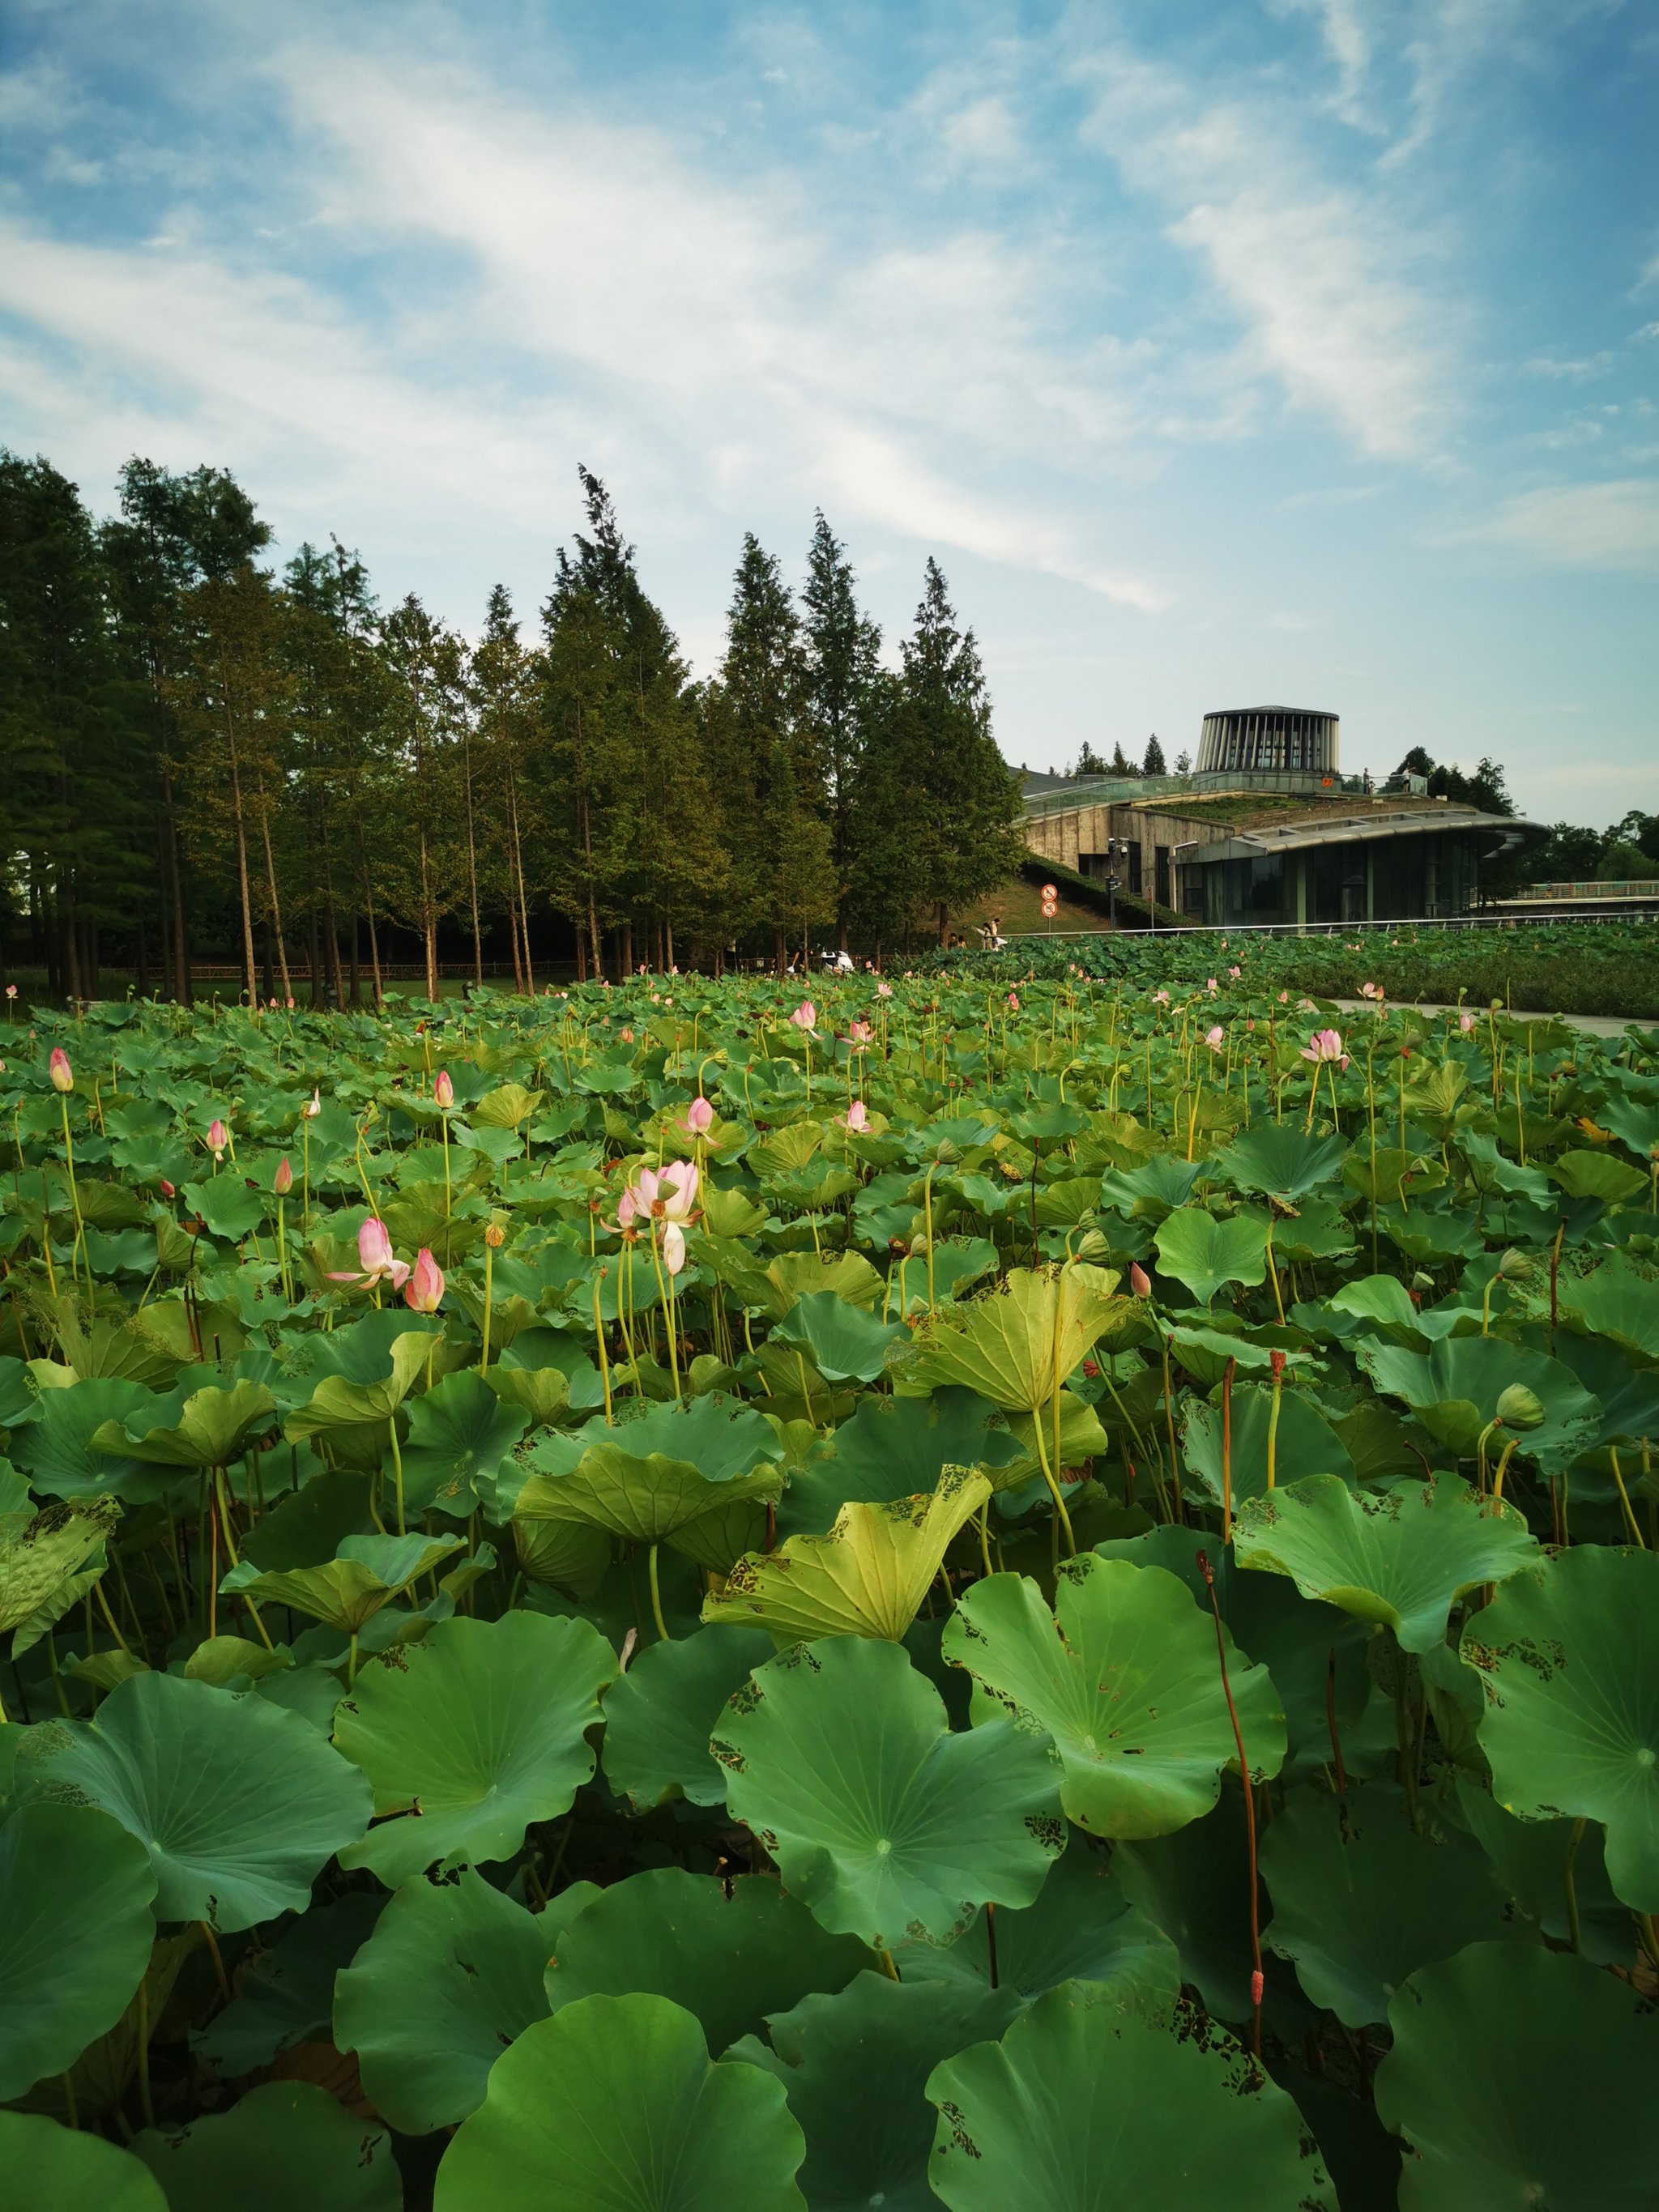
[1041,884,1057,900]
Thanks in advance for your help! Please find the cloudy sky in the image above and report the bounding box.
[2,0,1655,821]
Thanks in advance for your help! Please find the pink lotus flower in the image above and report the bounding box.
[1300,1028,1350,1069]
[303,1089,322,1119]
[1277,990,1289,1004]
[207,1119,228,1160]
[1129,1262,1152,1298]
[842,1100,869,1133]
[1206,978,1219,995]
[4,984,16,999]
[1459,1011,1476,1034]
[876,982,893,999]
[1205,1025,1224,1051]
[1152,989,1170,1007]
[1360,982,1380,1000]
[49,1047,73,1093]
[662,1221,687,1276]
[329,1217,411,1291]
[159,1178,176,1200]
[1228,964,1242,979]
[621,1026,634,1042]
[682,1095,714,1136]
[434,1069,454,1109]
[403,1247,445,1313]
[788,1001,817,1032]
[1007,991,1020,1011]
[624,1160,700,1231]
[274,1156,293,1196]
[847,1021,873,1047]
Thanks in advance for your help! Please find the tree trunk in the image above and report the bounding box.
[506,764,534,994]
[254,782,293,1007]
[356,827,384,1012]
[349,913,361,1009]
[463,735,484,987]
[225,735,258,1009]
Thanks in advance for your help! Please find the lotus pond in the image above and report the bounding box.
[2,970,1657,2210]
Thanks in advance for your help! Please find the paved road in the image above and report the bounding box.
[1332,999,1642,1039]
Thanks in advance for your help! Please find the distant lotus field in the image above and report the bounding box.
[2,965,1657,2210]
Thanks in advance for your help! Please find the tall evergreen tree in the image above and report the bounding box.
[800,514,881,946]
[1142,733,1166,775]
[886,560,1024,945]
[1109,739,1134,777]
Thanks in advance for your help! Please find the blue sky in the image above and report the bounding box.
[2,0,1655,823]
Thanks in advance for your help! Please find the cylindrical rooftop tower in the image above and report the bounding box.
[1197,706,1339,776]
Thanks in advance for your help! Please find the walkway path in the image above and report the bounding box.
[1331,999,1642,1039]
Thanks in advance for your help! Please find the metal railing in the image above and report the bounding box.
[1494,880,1659,902]
[1007,909,1659,942]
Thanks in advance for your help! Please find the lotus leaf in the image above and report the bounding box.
[133,2081,401,2212]
[1181,1382,1356,1509]
[194,1892,382,2077]
[924,1979,1336,2210]
[902,1264,1124,1412]
[1233,1473,1538,1652]
[778,1387,1021,1538]
[544,1869,872,2054]
[1154,1208,1270,1306]
[0,2113,168,2212]
[335,1870,558,2133]
[433,1992,807,2211]
[0,1803,158,2099]
[220,1532,464,1635]
[1461,1543,1659,1910]
[714,1635,1065,1951]
[335,1610,616,1883]
[769,1289,909,1383]
[1355,1334,1600,1470]
[945,1558,1286,1838]
[0,1494,118,1655]
[15,1669,372,1929]
[730,1972,1021,2212]
[601,1625,774,1808]
[90,1378,276,1468]
[1377,1942,1658,2210]
[703,1468,993,1643]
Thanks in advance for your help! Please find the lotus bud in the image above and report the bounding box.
[207,1118,228,1158]
[1129,1262,1152,1298]
[303,1089,322,1118]
[1495,1383,1546,1432]
[662,1221,686,1276]
[434,1068,454,1110]
[1269,1349,1287,1380]
[684,1095,714,1136]
[274,1156,294,1196]
[403,1247,445,1314]
[160,1178,176,1200]
[49,1046,73,1093]
[484,1221,506,1250]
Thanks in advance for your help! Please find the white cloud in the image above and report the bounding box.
[1525,352,1614,381]
[1073,48,1459,460]
[1454,478,1659,569]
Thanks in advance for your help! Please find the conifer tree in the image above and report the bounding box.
[1142,732,1166,775]
[800,514,881,946]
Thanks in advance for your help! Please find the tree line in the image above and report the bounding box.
[0,454,1027,1003]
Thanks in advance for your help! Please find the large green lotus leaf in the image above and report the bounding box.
[894,1835,1179,2006]
[592,1392,785,1481]
[399,1370,528,1519]
[703,1469,993,1644]
[1258,1782,1518,2027]
[730,1972,1021,2212]
[509,1501,614,1600]
[284,1331,436,1443]
[902,1265,1124,1413]
[90,1379,277,1468]
[1536,1327,1659,1450]
[181,1175,268,1242]
[924,1979,1336,2211]
[769,1291,909,1383]
[335,1869,560,2133]
[133,2081,401,2212]
[194,1892,383,2077]
[544,1869,872,2055]
[15,1670,372,1930]
[1461,1544,1659,1911]
[335,1611,616,1884]
[516,1450,783,1545]
[0,1494,118,1654]
[1181,1383,1356,1511]
[779,1387,1021,1539]
[9,1377,154,1500]
[945,1558,1285,1839]
[469,1081,544,1128]
[1153,1207,1269,1306]
[1213,1124,1350,1201]
[240,1468,377,1571]
[1376,1942,1658,2211]
[1233,1474,1538,1653]
[1558,1255,1659,1364]
[435,1991,805,2211]
[220,1532,464,1634]
[1550,1148,1648,1205]
[601,1626,774,1809]
[1598,1092,1659,1166]
[0,2113,167,2212]
[0,1803,158,2099]
[714,1635,1064,1952]
[1452,1776,1630,1965]
[1090,1524,1371,1784]
[1354,1334,1601,1470]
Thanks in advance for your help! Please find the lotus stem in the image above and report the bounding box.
[1197,1548,1262,2058]
[1563,1818,1586,1953]
[647,1543,670,1640]
[388,1416,407,1536]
